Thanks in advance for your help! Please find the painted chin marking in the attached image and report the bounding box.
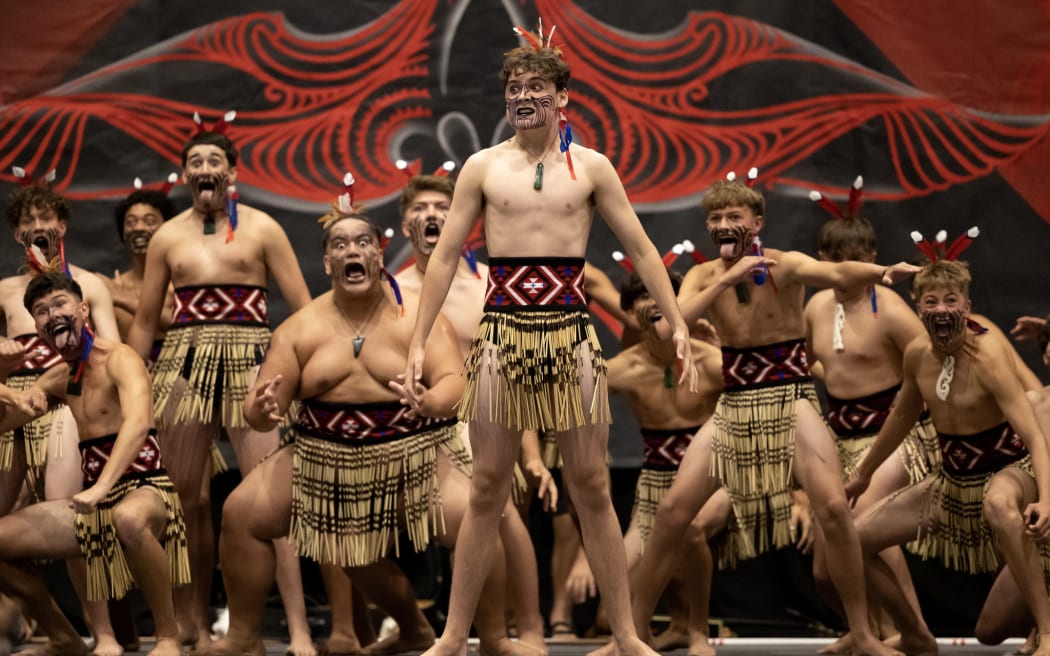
[46,317,80,356]
[126,230,152,253]
[507,96,554,130]
[922,310,966,352]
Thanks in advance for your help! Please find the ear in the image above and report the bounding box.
[56,222,68,239]
[227,166,238,184]
[753,214,764,232]
[323,253,331,277]
[77,300,90,321]
[557,88,569,109]
[401,218,412,238]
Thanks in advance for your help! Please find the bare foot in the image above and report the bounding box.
[286,634,317,656]
[478,637,542,656]
[1018,628,1038,655]
[1032,633,1050,656]
[882,633,902,650]
[515,631,546,656]
[584,640,614,656]
[92,634,124,656]
[191,636,266,656]
[652,627,689,651]
[416,637,466,656]
[611,636,659,656]
[19,638,90,656]
[317,635,364,656]
[686,634,715,656]
[363,626,436,656]
[817,633,852,654]
[150,637,185,656]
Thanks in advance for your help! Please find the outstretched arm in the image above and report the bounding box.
[788,251,920,293]
[404,155,484,403]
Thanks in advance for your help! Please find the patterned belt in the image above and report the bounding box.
[295,399,456,445]
[641,426,698,470]
[79,430,164,485]
[939,422,1026,474]
[721,338,811,390]
[826,384,901,438]
[484,257,587,311]
[172,285,269,327]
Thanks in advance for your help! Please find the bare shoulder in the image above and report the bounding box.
[804,288,834,313]
[69,265,109,296]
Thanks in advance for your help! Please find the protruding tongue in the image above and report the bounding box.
[199,189,214,204]
[54,330,70,351]
[720,242,736,259]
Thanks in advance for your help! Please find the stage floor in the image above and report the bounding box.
[19,637,1022,656]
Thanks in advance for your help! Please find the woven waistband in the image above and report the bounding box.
[721,338,811,391]
[295,399,456,445]
[172,285,269,327]
[7,333,63,375]
[641,426,699,470]
[826,383,901,438]
[484,257,587,311]
[939,421,1027,474]
[79,429,163,485]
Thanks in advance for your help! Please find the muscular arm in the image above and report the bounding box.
[79,273,120,341]
[88,348,155,496]
[854,343,926,482]
[417,314,466,418]
[126,233,172,358]
[243,322,301,432]
[262,216,312,312]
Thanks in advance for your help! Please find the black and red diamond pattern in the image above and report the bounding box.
[641,427,697,469]
[79,431,163,485]
[722,339,810,389]
[484,260,587,309]
[826,385,899,438]
[173,285,268,326]
[9,334,63,375]
[295,400,454,444]
[940,422,1026,474]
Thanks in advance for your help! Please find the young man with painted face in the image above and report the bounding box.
[103,188,176,344]
[0,184,120,497]
[802,211,937,653]
[402,33,697,656]
[627,178,920,656]
[201,211,532,656]
[0,272,189,656]
[125,130,313,652]
[846,260,1050,656]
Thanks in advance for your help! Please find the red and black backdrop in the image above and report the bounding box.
[3,0,1049,634]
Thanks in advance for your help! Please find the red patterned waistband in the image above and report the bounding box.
[79,430,164,486]
[8,334,63,376]
[826,384,901,438]
[641,426,699,470]
[295,399,456,445]
[484,258,587,311]
[173,285,268,326]
[939,422,1026,474]
[721,339,811,390]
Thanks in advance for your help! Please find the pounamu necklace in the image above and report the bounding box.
[335,297,383,358]
[521,137,559,191]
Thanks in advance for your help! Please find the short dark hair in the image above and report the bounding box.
[24,272,83,312]
[817,216,878,262]
[320,213,383,250]
[112,190,177,239]
[399,175,455,217]
[181,132,238,167]
[619,270,683,312]
[499,45,571,91]
[6,186,72,229]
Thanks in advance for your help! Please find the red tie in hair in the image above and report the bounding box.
[611,251,634,273]
[911,227,979,261]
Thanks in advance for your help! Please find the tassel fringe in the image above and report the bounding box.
[0,374,60,471]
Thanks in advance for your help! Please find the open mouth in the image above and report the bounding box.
[423,221,441,244]
[516,106,536,117]
[32,234,50,250]
[717,235,738,259]
[343,262,366,283]
[197,179,217,204]
[47,319,77,352]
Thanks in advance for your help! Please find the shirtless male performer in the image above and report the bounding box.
[802,190,936,651]
[848,257,1050,656]
[403,28,697,656]
[624,177,920,656]
[0,272,189,656]
[125,126,314,652]
[201,211,530,656]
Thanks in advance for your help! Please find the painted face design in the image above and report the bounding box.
[920,308,968,353]
[632,297,663,339]
[19,226,63,259]
[124,229,154,256]
[405,208,446,256]
[506,95,555,130]
[186,171,230,211]
[326,221,383,291]
[708,223,754,262]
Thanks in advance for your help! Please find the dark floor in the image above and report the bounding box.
[16,637,1022,656]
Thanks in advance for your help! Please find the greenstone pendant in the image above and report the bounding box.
[663,366,674,389]
[533,162,544,191]
[203,217,216,235]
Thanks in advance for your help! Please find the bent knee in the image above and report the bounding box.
[112,504,155,545]
[983,493,1022,529]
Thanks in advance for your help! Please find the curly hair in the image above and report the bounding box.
[6,186,72,229]
[112,190,177,239]
[499,44,571,91]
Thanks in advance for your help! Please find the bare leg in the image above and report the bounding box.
[319,565,364,655]
[792,401,902,656]
[680,488,731,656]
[349,560,435,656]
[982,471,1050,656]
[853,477,938,655]
[975,567,1031,645]
[196,457,216,642]
[547,511,581,637]
[196,445,293,656]
[496,499,545,651]
[0,499,89,656]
